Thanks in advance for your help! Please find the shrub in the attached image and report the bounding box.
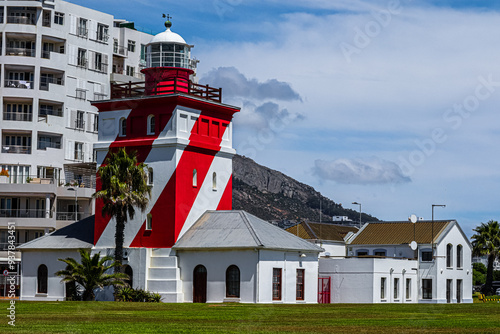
[116,287,162,302]
[0,169,9,177]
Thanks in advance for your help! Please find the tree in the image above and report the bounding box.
[56,249,128,301]
[94,148,151,270]
[471,220,500,295]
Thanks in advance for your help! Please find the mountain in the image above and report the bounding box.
[232,155,378,223]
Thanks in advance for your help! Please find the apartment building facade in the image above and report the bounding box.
[0,0,152,297]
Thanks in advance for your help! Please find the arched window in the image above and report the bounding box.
[456,245,463,268]
[119,117,127,137]
[193,265,207,303]
[37,264,48,294]
[124,265,133,288]
[193,169,197,187]
[446,244,453,268]
[147,115,155,135]
[212,172,217,190]
[147,168,153,185]
[226,265,240,298]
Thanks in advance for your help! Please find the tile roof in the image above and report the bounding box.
[286,222,358,242]
[18,215,95,250]
[173,210,323,252]
[349,220,453,245]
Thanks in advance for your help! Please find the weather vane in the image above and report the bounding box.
[162,14,172,21]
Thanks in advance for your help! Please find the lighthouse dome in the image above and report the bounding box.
[149,26,187,45]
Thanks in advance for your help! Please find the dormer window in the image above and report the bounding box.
[119,117,126,137]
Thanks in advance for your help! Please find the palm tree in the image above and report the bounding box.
[471,220,500,295]
[56,249,128,301]
[94,148,151,270]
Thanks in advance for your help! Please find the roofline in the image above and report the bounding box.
[173,246,322,253]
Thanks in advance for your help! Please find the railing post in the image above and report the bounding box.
[219,88,222,103]
[205,84,209,99]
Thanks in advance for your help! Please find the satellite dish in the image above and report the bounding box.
[410,214,417,223]
[410,241,417,250]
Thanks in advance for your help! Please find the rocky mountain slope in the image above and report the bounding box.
[232,155,378,223]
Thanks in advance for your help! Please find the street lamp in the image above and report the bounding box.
[67,187,78,221]
[352,202,362,228]
[431,204,446,253]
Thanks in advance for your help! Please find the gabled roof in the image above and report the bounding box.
[349,220,453,245]
[286,221,358,242]
[173,210,323,252]
[18,215,95,250]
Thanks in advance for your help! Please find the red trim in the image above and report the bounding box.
[217,175,232,210]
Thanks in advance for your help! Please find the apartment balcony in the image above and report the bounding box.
[3,111,33,122]
[113,45,128,57]
[6,15,35,25]
[39,77,64,91]
[1,145,31,154]
[5,47,35,57]
[55,211,90,221]
[0,209,48,219]
[4,79,34,89]
[37,140,61,151]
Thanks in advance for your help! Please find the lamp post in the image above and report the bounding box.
[431,204,445,254]
[67,187,78,221]
[352,202,361,228]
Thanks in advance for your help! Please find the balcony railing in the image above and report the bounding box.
[3,112,33,122]
[37,140,61,150]
[96,32,109,43]
[0,209,48,218]
[1,145,32,154]
[0,275,20,298]
[113,45,128,56]
[111,78,222,102]
[5,47,35,57]
[40,77,64,90]
[0,175,96,188]
[77,26,88,38]
[7,15,35,25]
[39,107,63,117]
[93,92,107,101]
[4,79,34,89]
[0,243,22,251]
[56,211,89,221]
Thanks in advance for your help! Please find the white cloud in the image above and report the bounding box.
[314,157,411,185]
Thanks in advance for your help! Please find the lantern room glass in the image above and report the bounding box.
[147,43,189,69]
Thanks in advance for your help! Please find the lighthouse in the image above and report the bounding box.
[90,19,239,299]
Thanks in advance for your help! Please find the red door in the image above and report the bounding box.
[318,277,331,304]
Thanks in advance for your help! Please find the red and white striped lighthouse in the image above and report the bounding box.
[92,19,240,249]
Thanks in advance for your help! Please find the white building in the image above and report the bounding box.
[319,220,473,303]
[0,0,152,297]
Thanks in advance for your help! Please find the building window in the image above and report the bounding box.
[54,12,64,25]
[381,277,386,299]
[446,244,453,268]
[356,250,368,256]
[75,111,85,130]
[97,24,109,42]
[146,213,152,230]
[140,44,147,63]
[394,278,399,300]
[37,264,48,294]
[421,250,433,262]
[78,18,88,37]
[296,269,305,300]
[147,115,155,135]
[225,265,240,298]
[147,168,153,186]
[212,172,217,190]
[422,279,432,299]
[126,66,135,77]
[94,52,105,72]
[374,249,386,257]
[77,48,87,67]
[119,118,126,137]
[93,114,98,132]
[124,265,133,288]
[193,169,197,187]
[456,245,463,268]
[74,142,83,161]
[406,278,411,299]
[272,268,282,301]
[128,40,136,52]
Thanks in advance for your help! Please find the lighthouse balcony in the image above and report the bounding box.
[110,77,222,103]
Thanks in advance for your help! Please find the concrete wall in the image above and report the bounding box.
[21,248,84,301]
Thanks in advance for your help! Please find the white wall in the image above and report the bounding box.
[21,249,84,301]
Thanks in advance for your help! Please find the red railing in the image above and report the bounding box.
[111,78,222,103]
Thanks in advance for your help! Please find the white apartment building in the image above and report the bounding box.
[0,0,152,297]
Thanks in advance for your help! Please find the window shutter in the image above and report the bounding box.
[69,14,77,34]
[65,139,74,160]
[68,45,77,65]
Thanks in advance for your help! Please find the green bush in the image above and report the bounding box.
[116,287,162,302]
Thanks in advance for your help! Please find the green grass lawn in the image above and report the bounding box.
[1,301,499,333]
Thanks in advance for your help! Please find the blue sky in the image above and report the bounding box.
[69,0,500,237]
